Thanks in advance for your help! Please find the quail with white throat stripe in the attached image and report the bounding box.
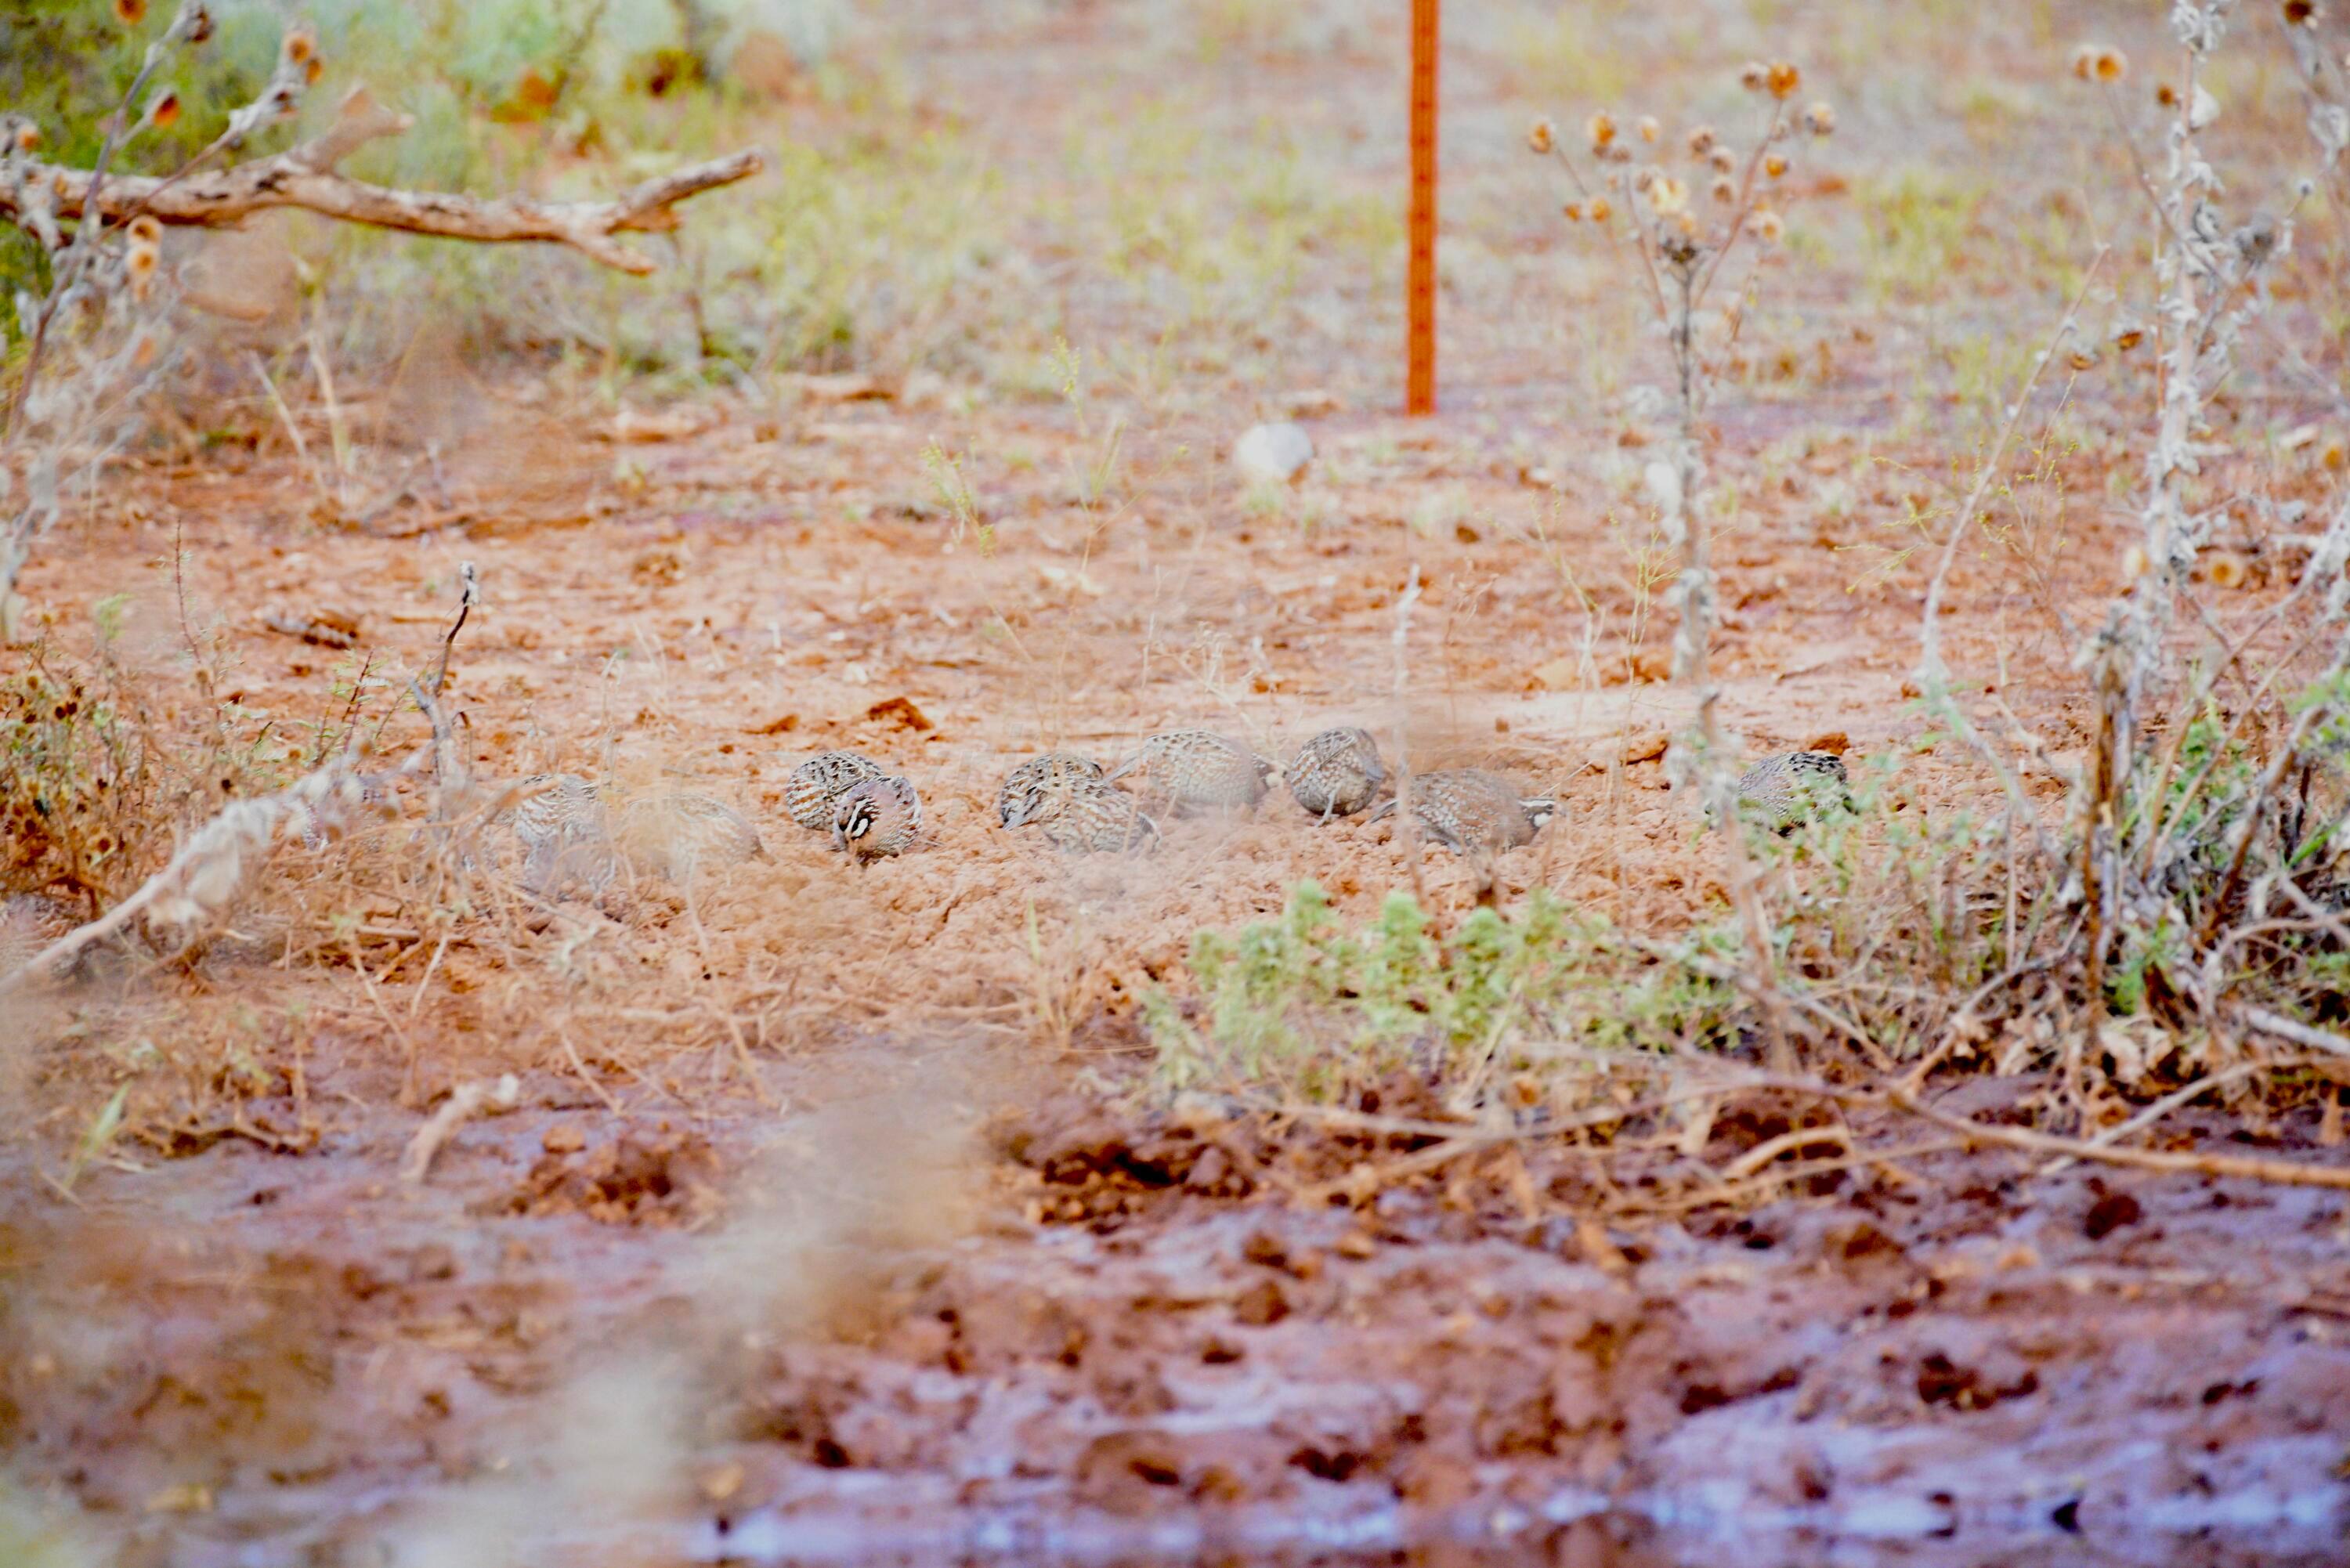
[833,775,922,862]
[785,750,887,831]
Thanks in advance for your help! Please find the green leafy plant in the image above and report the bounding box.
[1146,882,1744,1101]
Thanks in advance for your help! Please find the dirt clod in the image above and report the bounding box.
[2084,1188,2146,1240]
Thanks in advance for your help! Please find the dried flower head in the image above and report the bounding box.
[1586,110,1616,150]
[1637,115,1660,143]
[143,89,180,130]
[11,122,38,154]
[2206,551,2251,589]
[128,214,161,246]
[1528,117,1554,154]
[1711,175,1737,204]
[1708,146,1737,173]
[2112,323,2145,352]
[2285,0,2321,26]
[1753,208,1784,243]
[281,26,316,65]
[1562,201,1582,221]
[125,240,160,298]
[2323,436,2347,470]
[1804,101,1835,135]
[112,0,148,24]
[1632,165,1658,193]
[1739,60,1770,92]
[2156,81,2178,107]
[175,2,213,43]
[1687,124,1718,156]
[2066,349,2097,372]
[2073,45,2127,82]
[1587,195,1611,222]
[1764,152,1788,179]
[1650,176,1690,216]
[1766,61,1800,99]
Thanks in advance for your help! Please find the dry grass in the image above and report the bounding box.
[6,2,2350,1195]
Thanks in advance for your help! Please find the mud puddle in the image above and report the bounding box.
[23,1077,2339,1568]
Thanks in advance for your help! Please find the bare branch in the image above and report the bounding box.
[5,133,763,276]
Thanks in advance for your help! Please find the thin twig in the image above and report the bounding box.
[425,562,479,699]
[1888,1086,2350,1190]
[2240,1006,2350,1060]
[398,1074,519,1185]
[2037,1060,2277,1177]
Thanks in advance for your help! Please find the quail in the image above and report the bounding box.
[496,772,622,894]
[833,775,923,862]
[1285,726,1387,822]
[614,791,766,880]
[783,750,887,830]
[1370,769,1555,855]
[996,751,1106,829]
[1036,779,1160,855]
[1104,729,1278,815]
[1733,750,1851,833]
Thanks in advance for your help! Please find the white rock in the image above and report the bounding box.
[1234,421,1314,486]
[1642,459,1683,515]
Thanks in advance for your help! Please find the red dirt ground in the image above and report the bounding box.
[7,2,2350,1564]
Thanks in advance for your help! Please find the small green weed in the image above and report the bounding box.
[1144,883,1742,1100]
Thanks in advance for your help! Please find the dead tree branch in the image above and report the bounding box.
[5,98,761,276]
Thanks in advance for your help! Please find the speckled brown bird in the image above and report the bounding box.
[784,750,888,830]
[1370,769,1555,855]
[1104,729,1277,815]
[1036,779,1160,855]
[996,752,1105,829]
[497,772,622,894]
[1285,726,1387,822]
[614,791,766,880]
[1734,750,1852,833]
[833,775,923,862]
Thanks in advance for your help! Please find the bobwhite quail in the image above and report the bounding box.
[1733,750,1852,833]
[996,751,1106,829]
[1285,726,1387,822]
[833,775,923,862]
[1370,769,1555,855]
[784,750,887,831]
[496,772,622,894]
[614,791,766,880]
[1037,779,1160,855]
[1104,729,1277,815]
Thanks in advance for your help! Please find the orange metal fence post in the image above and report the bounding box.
[1406,0,1439,415]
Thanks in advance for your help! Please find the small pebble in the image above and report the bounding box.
[1234,421,1314,485]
